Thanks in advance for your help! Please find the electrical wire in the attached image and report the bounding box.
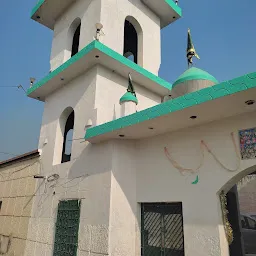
[0,160,39,181]
[0,85,26,94]
[0,86,18,88]
[0,152,17,156]
[68,138,85,141]
[11,160,39,175]
[55,174,89,189]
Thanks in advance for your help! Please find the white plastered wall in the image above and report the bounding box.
[30,59,162,255]
[109,140,138,256]
[99,0,161,75]
[50,0,101,71]
[135,111,256,256]
[106,111,256,256]
[27,66,113,256]
[50,0,161,75]
[38,66,97,164]
[95,65,161,125]
[28,59,256,256]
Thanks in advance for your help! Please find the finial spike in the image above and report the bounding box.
[127,73,136,97]
[187,28,200,68]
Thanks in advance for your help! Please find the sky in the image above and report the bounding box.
[0,0,256,161]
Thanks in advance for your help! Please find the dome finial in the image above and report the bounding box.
[127,73,136,97]
[119,73,138,105]
[187,28,200,68]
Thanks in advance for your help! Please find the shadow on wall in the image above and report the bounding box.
[126,0,159,26]
[43,69,96,126]
[50,0,93,62]
[68,140,138,237]
[67,141,113,180]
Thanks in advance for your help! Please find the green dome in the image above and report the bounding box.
[120,92,138,105]
[172,67,218,88]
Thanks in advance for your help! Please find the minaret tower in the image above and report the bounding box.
[27,0,182,255]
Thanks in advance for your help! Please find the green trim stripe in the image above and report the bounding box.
[165,0,182,17]
[31,0,181,23]
[85,72,256,140]
[95,41,171,90]
[27,40,171,96]
[27,41,96,95]
[31,0,45,17]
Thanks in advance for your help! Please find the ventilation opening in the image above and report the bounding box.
[61,110,74,163]
[123,20,138,64]
[71,23,81,57]
[0,201,2,212]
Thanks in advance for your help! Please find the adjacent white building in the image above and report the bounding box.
[25,0,256,255]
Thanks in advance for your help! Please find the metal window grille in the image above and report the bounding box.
[53,200,81,256]
[141,203,185,256]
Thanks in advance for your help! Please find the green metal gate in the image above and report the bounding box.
[53,200,81,256]
[141,203,185,256]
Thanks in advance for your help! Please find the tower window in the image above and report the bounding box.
[71,23,81,57]
[123,16,143,66]
[124,20,138,64]
[61,110,74,163]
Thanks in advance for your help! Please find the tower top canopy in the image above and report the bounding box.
[141,0,182,28]
[31,0,76,29]
[31,0,182,29]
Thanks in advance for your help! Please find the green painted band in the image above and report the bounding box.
[27,40,172,96]
[120,92,138,105]
[31,0,45,17]
[165,0,182,17]
[85,71,256,140]
[31,0,182,23]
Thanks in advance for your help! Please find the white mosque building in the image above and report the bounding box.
[23,0,256,255]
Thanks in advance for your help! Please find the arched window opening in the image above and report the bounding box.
[71,23,81,57]
[218,164,256,256]
[61,110,74,163]
[123,20,138,64]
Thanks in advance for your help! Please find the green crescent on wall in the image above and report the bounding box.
[192,175,199,185]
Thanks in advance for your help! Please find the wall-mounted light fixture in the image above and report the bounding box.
[95,23,104,41]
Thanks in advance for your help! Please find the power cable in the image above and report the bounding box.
[0,152,17,157]
[0,85,27,94]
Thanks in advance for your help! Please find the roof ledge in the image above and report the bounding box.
[31,0,76,29]
[141,0,182,28]
[27,41,171,101]
[85,72,256,143]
